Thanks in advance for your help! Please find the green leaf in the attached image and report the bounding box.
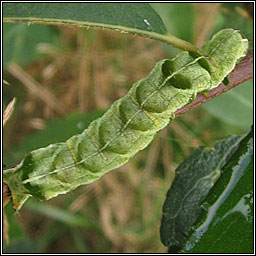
[3,3,197,51]
[25,199,100,230]
[160,135,242,252]
[181,126,253,253]
[3,3,166,33]
[202,80,253,129]
[3,23,57,69]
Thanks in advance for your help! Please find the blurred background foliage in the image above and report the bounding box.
[3,3,253,253]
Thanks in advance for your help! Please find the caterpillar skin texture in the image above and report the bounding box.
[4,29,248,210]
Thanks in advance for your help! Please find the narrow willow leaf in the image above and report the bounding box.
[180,126,253,253]
[3,29,248,210]
[3,3,196,51]
[3,3,167,34]
[160,135,242,252]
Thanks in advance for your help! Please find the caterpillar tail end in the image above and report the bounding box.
[3,164,30,211]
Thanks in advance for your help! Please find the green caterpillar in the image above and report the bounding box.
[4,29,248,210]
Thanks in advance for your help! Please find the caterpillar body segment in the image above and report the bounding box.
[3,29,248,210]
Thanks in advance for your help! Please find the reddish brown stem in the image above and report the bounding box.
[3,50,253,204]
[175,50,253,117]
[3,182,11,207]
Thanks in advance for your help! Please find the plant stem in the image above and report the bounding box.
[175,50,253,117]
[3,50,252,205]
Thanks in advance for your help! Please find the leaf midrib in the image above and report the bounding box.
[3,17,198,51]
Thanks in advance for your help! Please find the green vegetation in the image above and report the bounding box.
[3,3,253,253]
